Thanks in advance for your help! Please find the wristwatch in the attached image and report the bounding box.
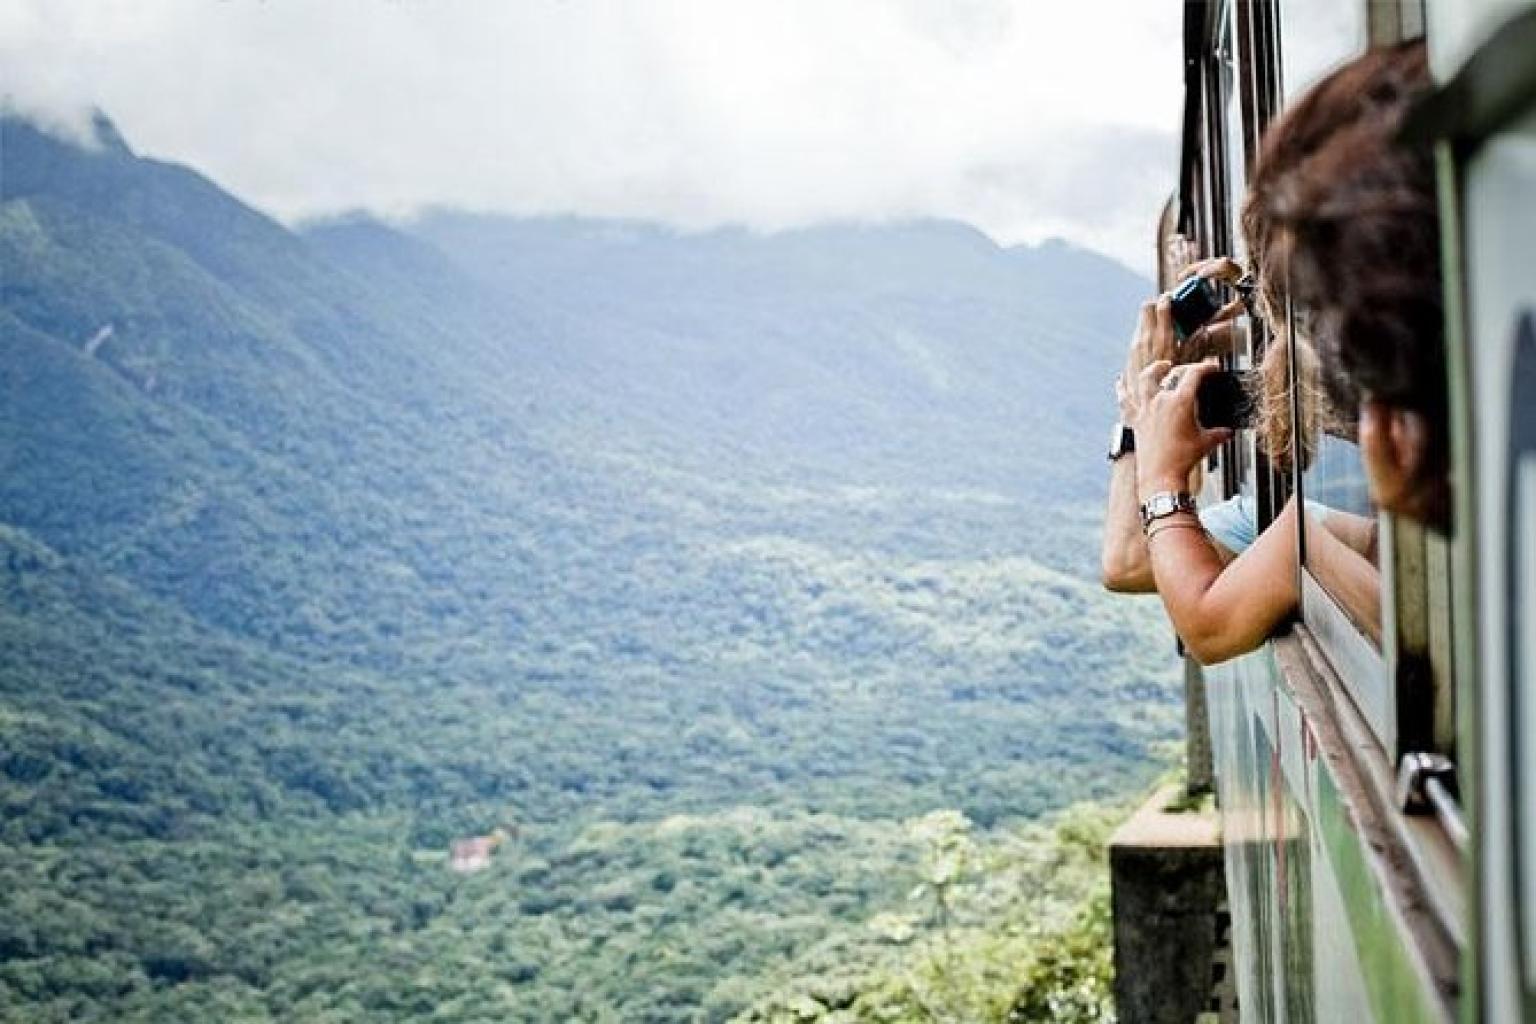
[1139,490,1197,531]
[1106,423,1135,462]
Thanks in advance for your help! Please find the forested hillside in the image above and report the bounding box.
[0,112,1176,1022]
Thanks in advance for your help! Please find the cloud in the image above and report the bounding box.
[1,0,1183,271]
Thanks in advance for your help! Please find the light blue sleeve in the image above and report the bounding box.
[1199,494,1258,555]
[1198,495,1336,555]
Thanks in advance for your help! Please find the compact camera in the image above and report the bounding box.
[1195,370,1254,431]
[1169,272,1256,342]
[1170,275,1225,341]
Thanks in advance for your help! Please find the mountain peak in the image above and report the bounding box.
[88,109,134,156]
[0,106,134,158]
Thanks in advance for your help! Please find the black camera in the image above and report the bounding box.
[1195,370,1253,431]
[1169,275,1225,341]
[1169,272,1256,342]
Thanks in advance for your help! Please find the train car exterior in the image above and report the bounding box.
[1151,1,1536,1021]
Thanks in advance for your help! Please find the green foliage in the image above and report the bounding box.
[0,114,1177,1020]
[730,804,1121,1024]
[1005,893,1115,1023]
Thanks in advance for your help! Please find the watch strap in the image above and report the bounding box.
[1139,490,1197,531]
[1106,423,1135,461]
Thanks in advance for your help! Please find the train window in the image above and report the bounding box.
[1300,436,1383,644]
[1214,10,1259,501]
[1289,304,1391,744]
[1229,1,1288,525]
[1282,1,1437,763]
[1274,0,1444,763]
[1218,14,1248,237]
[1295,322,1379,652]
[1200,2,1236,258]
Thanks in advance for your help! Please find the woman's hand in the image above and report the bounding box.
[1120,255,1246,404]
[1133,359,1234,496]
[1119,255,1250,419]
[1176,256,1248,358]
[1120,295,1177,419]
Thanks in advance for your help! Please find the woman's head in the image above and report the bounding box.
[1241,41,1446,525]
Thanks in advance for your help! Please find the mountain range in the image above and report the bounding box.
[0,111,1174,1022]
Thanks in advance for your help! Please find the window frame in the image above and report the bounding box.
[1174,0,1468,1000]
[1270,0,1455,767]
[1182,1,1455,772]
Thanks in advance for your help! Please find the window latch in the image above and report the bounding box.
[1396,752,1469,851]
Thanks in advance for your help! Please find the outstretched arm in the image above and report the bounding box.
[1133,360,1297,663]
[1144,496,1301,663]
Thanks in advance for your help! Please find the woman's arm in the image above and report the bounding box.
[1143,500,1301,663]
[1104,461,1241,590]
[1100,300,1168,592]
[1133,359,1296,664]
[1308,508,1383,644]
[1102,450,1156,592]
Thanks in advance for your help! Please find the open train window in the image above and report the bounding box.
[1194,0,1282,513]
[1229,0,1286,524]
[1275,0,1448,764]
[1289,305,1391,744]
[1272,10,1371,647]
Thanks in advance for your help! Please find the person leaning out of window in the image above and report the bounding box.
[1123,41,1436,664]
[1258,41,1448,533]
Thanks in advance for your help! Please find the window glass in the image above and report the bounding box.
[1304,433,1373,516]
[1219,13,1248,242]
[1294,325,1382,647]
[1278,0,1364,99]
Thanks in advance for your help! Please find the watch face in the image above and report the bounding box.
[1140,491,1192,528]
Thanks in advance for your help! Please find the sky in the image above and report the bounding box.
[1,0,1184,273]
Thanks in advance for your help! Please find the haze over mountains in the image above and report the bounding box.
[0,112,1174,1021]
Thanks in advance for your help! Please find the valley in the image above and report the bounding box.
[0,113,1177,1022]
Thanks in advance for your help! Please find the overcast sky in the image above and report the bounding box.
[2,1,1183,273]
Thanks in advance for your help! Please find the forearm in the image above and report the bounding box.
[1145,514,1253,661]
[1101,455,1154,592]
[1144,497,1301,664]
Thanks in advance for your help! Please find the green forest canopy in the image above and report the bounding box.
[0,113,1177,1022]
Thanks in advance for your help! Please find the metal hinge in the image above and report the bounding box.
[1396,752,1469,852]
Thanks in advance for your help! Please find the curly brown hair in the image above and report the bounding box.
[1240,41,1443,466]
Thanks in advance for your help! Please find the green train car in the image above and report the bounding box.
[1162,1,1536,1020]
